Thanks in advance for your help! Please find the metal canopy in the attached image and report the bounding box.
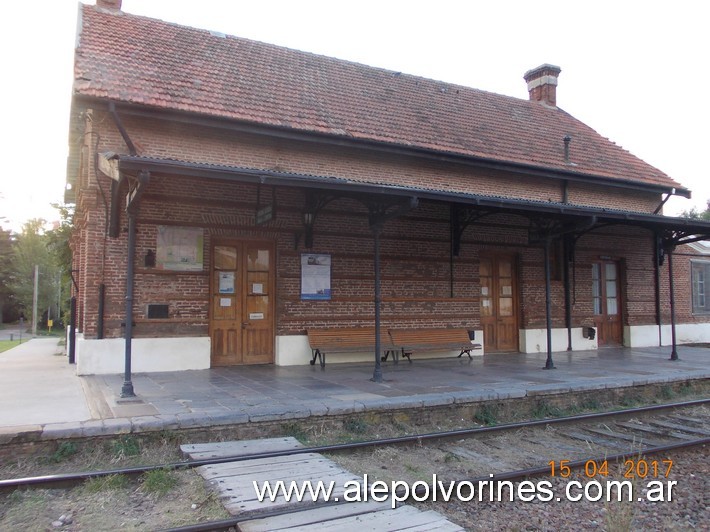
[112,153,710,241]
[110,153,709,373]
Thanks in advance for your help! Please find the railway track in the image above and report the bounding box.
[1,398,708,530]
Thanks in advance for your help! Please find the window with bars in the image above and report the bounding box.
[692,261,710,314]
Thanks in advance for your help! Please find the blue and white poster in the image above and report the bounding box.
[301,253,331,300]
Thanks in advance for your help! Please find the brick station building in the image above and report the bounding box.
[66,0,710,376]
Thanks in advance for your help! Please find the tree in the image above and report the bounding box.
[0,227,19,323]
[679,199,710,221]
[6,219,61,330]
[46,203,75,324]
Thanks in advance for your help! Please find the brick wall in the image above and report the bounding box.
[68,107,708,345]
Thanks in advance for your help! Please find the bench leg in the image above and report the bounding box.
[402,349,412,363]
[382,349,400,364]
[458,348,472,359]
[311,349,326,367]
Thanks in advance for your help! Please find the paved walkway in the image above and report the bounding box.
[0,339,91,428]
[0,339,708,442]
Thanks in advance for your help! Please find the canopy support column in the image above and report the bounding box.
[121,170,150,398]
[364,196,419,383]
[543,234,555,370]
[667,246,679,361]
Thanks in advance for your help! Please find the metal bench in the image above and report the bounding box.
[387,328,482,362]
[307,327,398,368]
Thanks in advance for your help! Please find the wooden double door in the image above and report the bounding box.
[480,254,519,352]
[210,240,275,366]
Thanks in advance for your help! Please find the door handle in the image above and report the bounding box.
[242,322,249,329]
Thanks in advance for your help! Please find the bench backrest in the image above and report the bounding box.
[389,328,472,349]
[308,327,379,350]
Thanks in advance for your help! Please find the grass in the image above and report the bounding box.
[111,436,141,458]
[0,340,21,353]
[476,404,499,426]
[531,400,564,419]
[47,441,79,464]
[280,422,308,442]
[141,469,178,496]
[343,417,368,435]
[82,474,130,493]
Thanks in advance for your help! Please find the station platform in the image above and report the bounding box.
[0,338,708,443]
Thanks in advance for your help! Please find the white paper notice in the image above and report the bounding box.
[220,298,231,307]
[219,272,235,294]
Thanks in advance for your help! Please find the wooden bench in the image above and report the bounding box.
[307,327,398,368]
[387,328,482,362]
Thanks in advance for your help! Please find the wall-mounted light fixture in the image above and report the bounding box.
[144,249,156,268]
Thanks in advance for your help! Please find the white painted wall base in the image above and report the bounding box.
[70,323,708,375]
[625,323,710,347]
[275,331,485,366]
[75,334,211,375]
[519,327,598,353]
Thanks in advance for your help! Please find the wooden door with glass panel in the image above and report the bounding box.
[210,241,275,366]
[592,260,622,346]
[480,254,519,352]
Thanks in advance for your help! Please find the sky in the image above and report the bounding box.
[1,0,708,233]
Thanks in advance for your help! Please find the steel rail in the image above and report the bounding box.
[1,397,708,492]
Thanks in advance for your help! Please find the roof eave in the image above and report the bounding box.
[71,95,691,199]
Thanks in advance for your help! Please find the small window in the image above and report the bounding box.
[691,261,710,314]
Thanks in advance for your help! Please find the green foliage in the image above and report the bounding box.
[660,385,674,400]
[141,468,178,496]
[679,200,710,221]
[343,417,368,435]
[83,474,129,493]
[0,204,74,327]
[0,340,21,353]
[580,398,601,411]
[475,404,498,426]
[6,219,60,325]
[49,441,79,463]
[531,400,563,419]
[443,452,461,463]
[0,227,19,322]
[111,436,141,458]
[280,422,307,441]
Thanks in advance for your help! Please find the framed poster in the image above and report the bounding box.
[156,226,204,271]
[301,253,331,300]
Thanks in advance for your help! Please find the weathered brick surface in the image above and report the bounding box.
[68,110,708,344]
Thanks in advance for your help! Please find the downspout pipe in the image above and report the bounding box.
[97,284,105,339]
[654,234,663,347]
[563,235,572,351]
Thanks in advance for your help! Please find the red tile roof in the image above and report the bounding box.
[74,4,683,191]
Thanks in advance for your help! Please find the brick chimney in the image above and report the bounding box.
[524,64,561,107]
[96,0,122,10]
